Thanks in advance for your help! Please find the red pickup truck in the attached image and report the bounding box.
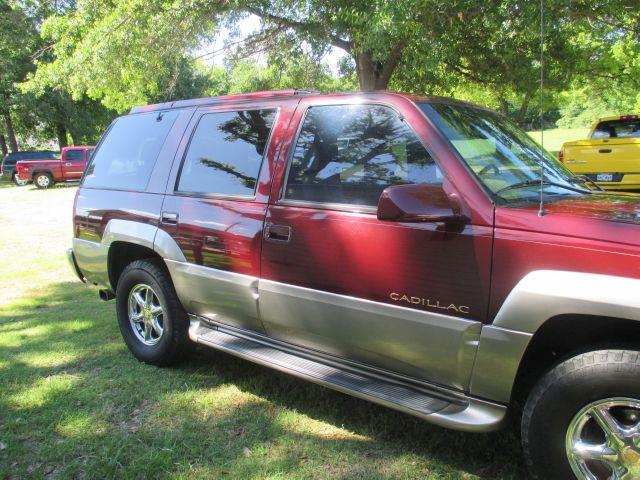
[16,145,94,188]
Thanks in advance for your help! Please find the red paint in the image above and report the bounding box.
[73,90,640,326]
[377,183,465,223]
[490,194,640,318]
[16,146,94,183]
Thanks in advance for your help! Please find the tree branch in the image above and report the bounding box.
[244,7,352,53]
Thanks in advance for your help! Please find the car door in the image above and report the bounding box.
[62,148,86,179]
[159,100,298,334]
[259,99,493,390]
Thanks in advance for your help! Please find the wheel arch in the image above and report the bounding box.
[73,219,186,292]
[31,168,54,179]
[470,270,640,403]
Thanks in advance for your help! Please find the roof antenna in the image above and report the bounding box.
[538,0,546,217]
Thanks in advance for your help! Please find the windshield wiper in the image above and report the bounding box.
[568,175,603,192]
[495,179,591,195]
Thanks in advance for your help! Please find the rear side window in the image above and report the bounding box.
[284,104,442,207]
[592,119,640,139]
[65,149,84,161]
[83,111,178,190]
[177,109,276,196]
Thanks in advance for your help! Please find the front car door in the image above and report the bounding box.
[260,96,494,390]
[160,99,298,333]
[62,148,86,179]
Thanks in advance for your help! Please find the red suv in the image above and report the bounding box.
[67,90,640,480]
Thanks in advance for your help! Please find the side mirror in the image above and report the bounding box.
[377,184,466,223]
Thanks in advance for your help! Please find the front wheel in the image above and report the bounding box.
[522,349,640,479]
[115,259,193,366]
[34,172,53,189]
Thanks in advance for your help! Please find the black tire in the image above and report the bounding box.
[34,172,53,189]
[522,349,640,479]
[115,259,193,366]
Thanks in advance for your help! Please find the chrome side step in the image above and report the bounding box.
[189,318,506,432]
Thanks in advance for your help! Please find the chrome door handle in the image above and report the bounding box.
[265,224,291,243]
[65,162,72,166]
[161,211,179,225]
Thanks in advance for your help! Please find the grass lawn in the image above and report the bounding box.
[527,128,591,154]
[0,185,525,479]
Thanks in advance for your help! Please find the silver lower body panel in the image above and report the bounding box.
[189,316,506,432]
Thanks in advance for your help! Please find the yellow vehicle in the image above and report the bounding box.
[559,114,640,190]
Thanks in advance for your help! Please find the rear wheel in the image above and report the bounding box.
[12,174,27,186]
[522,349,640,479]
[34,172,53,189]
[115,259,193,366]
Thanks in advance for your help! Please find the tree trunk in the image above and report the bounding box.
[355,44,406,91]
[69,129,79,146]
[515,91,533,125]
[498,96,509,116]
[55,123,68,149]
[0,134,8,157]
[3,112,19,152]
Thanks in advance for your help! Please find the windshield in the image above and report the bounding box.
[419,102,595,204]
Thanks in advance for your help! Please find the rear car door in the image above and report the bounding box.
[160,100,298,333]
[62,148,87,179]
[259,98,493,389]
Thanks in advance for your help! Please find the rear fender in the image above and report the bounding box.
[73,219,185,289]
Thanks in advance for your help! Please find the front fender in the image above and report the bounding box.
[470,271,640,403]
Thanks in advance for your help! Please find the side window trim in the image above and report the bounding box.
[173,107,280,201]
[278,102,444,212]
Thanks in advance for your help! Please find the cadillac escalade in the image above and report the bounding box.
[66,90,640,480]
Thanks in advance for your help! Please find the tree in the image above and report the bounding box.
[0,0,38,151]
[26,0,506,107]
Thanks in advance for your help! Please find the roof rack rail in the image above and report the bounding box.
[129,89,320,114]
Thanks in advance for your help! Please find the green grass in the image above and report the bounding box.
[527,128,591,153]
[0,185,525,479]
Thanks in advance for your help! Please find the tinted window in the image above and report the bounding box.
[284,104,442,207]
[592,119,640,139]
[66,149,84,161]
[83,111,178,190]
[177,109,276,196]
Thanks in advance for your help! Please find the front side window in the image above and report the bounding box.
[83,111,178,191]
[177,109,277,196]
[66,149,84,161]
[284,104,442,207]
[419,102,595,204]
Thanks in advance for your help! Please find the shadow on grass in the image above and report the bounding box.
[0,281,525,479]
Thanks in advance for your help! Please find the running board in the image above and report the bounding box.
[189,318,506,432]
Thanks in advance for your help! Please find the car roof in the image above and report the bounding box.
[129,89,492,115]
[595,114,639,124]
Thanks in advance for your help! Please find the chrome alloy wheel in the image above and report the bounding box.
[128,284,164,346]
[566,398,640,479]
[36,174,50,187]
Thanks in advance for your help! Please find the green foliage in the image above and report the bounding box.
[6,0,640,145]
[27,0,220,112]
